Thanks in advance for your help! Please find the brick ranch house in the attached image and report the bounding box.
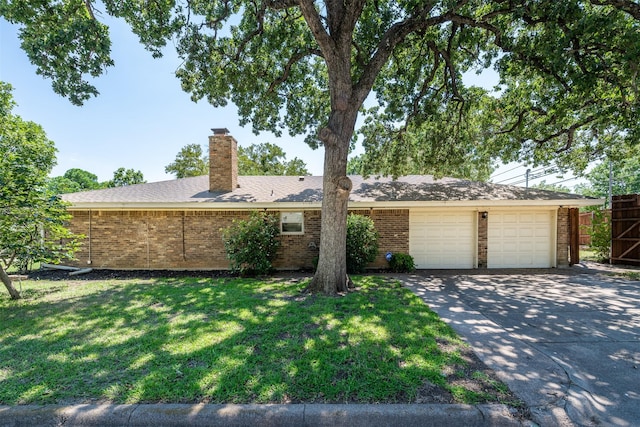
[62,129,601,271]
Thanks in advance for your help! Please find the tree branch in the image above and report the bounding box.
[84,0,96,20]
[265,0,299,9]
[354,4,445,105]
[497,108,548,135]
[590,0,640,20]
[267,48,322,93]
[531,115,598,150]
[297,0,335,55]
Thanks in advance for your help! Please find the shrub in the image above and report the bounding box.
[221,211,280,275]
[389,253,415,273]
[346,214,379,274]
[588,209,611,263]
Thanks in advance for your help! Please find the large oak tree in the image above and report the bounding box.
[3,1,639,293]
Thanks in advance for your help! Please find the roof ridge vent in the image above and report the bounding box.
[298,176,305,181]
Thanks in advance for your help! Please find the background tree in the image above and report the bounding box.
[107,167,145,187]
[46,176,82,195]
[530,180,571,193]
[0,83,81,299]
[575,154,640,200]
[63,168,104,190]
[4,1,640,293]
[357,88,495,181]
[165,143,209,178]
[47,168,106,194]
[238,143,309,176]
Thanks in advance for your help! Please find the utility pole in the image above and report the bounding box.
[608,159,613,209]
[525,168,531,189]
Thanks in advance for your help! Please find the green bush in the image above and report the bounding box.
[588,209,611,262]
[346,214,379,274]
[221,211,281,275]
[389,253,415,272]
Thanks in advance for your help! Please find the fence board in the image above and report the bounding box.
[611,194,640,266]
[579,211,593,245]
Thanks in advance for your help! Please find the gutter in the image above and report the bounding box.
[65,198,604,211]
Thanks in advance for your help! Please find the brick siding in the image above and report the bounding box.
[209,134,238,192]
[67,209,410,270]
[66,207,568,270]
[556,207,570,267]
[477,212,488,268]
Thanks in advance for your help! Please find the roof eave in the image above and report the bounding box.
[66,198,604,210]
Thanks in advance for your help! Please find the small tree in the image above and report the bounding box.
[346,214,379,274]
[0,82,82,299]
[221,212,281,276]
[588,209,611,263]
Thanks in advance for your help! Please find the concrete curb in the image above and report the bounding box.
[0,403,530,427]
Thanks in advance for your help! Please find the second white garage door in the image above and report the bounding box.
[487,211,554,268]
[410,211,475,269]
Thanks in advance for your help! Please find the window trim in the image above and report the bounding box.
[280,211,304,235]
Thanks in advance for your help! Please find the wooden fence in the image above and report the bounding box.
[611,194,640,266]
[579,209,610,246]
[579,211,594,246]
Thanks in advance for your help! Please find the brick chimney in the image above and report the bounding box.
[209,128,238,192]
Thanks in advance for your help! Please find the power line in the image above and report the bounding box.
[545,176,581,186]
[490,164,525,179]
[496,167,557,185]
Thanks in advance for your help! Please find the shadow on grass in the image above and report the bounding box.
[0,276,482,405]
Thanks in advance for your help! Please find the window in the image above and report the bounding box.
[281,212,304,234]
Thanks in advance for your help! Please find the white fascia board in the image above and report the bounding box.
[67,198,604,211]
[66,202,323,210]
[348,198,604,209]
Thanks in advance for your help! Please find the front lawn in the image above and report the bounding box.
[0,275,520,406]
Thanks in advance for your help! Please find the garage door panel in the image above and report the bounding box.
[410,211,475,269]
[488,211,553,268]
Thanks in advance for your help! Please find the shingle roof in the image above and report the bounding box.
[62,175,599,207]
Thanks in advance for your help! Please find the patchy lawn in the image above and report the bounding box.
[0,275,523,408]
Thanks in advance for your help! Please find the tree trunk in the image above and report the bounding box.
[0,267,22,300]
[307,109,357,294]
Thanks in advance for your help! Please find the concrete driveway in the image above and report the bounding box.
[403,264,640,427]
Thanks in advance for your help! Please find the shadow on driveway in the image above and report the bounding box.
[402,264,640,427]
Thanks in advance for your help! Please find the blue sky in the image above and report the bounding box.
[1,15,326,182]
[1,15,581,189]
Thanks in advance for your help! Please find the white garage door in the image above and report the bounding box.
[410,211,475,269]
[488,211,554,268]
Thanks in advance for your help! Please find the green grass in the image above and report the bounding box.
[0,276,515,405]
[5,262,41,274]
[613,271,640,281]
[580,248,602,262]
